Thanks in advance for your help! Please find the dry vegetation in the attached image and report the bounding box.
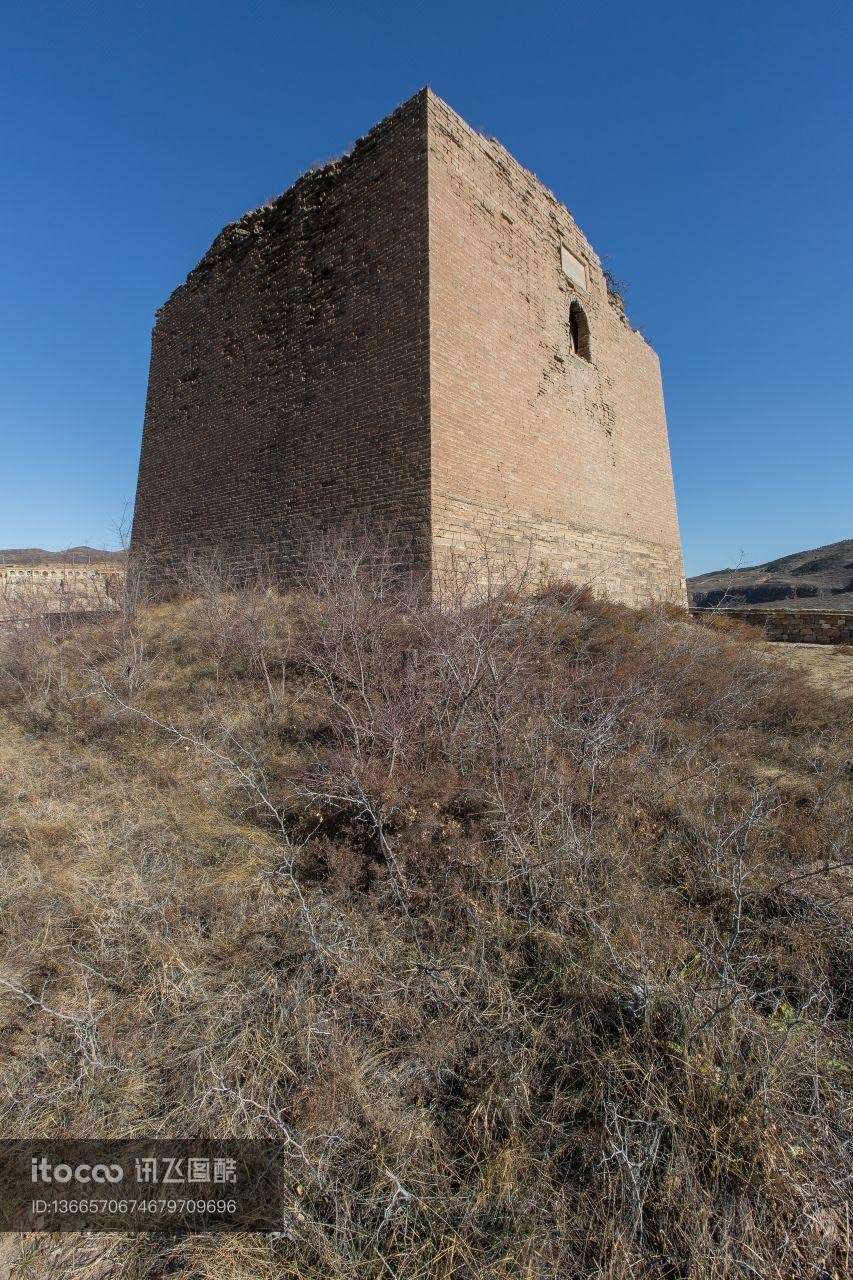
[0,539,850,1279]
[763,642,853,700]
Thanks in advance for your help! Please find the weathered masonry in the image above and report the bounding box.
[132,89,686,606]
[692,609,853,645]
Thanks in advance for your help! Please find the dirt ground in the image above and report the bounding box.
[762,641,853,699]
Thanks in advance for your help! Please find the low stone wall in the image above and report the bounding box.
[691,608,853,645]
[0,564,122,616]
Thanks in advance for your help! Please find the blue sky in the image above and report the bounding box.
[1,1,850,575]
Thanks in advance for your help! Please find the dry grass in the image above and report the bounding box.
[762,641,853,699]
[0,540,850,1279]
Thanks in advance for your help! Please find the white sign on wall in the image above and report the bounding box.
[560,244,587,291]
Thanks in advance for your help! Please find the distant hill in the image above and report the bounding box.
[0,546,125,566]
[689,539,853,611]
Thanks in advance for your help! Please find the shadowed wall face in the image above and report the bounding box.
[132,94,432,576]
[132,90,685,606]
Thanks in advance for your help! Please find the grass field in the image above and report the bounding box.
[0,552,849,1279]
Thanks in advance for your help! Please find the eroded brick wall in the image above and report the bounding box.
[132,94,432,576]
[133,89,686,606]
[426,93,685,606]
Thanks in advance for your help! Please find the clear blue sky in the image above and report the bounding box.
[1,1,850,575]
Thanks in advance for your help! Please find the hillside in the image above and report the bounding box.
[0,546,125,566]
[689,538,853,610]
[0,554,849,1279]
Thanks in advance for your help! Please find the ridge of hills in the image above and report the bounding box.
[0,546,125,566]
[688,538,853,610]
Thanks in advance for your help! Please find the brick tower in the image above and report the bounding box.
[132,89,685,606]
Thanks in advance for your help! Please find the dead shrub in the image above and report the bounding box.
[0,535,849,1279]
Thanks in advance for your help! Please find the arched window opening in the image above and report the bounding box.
[569,301,591,362]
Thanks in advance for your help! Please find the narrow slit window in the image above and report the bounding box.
[569,301,591,362]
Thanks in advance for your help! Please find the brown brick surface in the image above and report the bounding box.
[132,93,432,575]
[426,94,684,605]
[132,89,685,605]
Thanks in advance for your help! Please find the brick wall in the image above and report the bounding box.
[0,564,121,620]
[132,89,686,607]
[132,93,432,576]
[692,608,853,645]
[426,93,685,607]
